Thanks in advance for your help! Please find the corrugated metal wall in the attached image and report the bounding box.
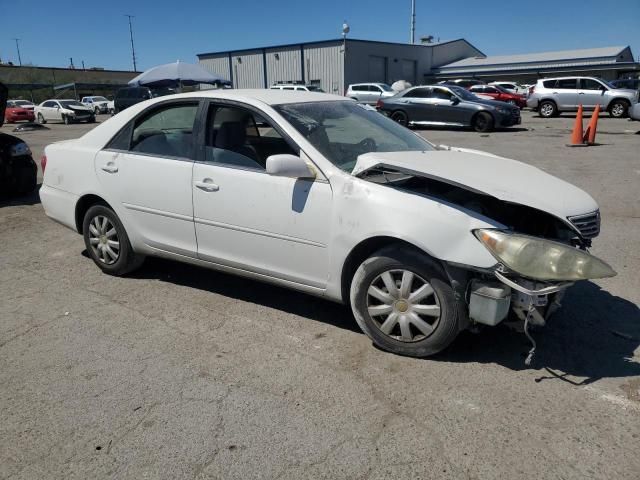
[265,46,302,85]
[231,50,264,88]
[303,42,343,94]
[199,54,231,89]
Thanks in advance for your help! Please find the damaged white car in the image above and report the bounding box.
[40,90,615,360]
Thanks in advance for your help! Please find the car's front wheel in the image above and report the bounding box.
[350,247,461,357]
[609,100,629,118]
[473,112,494,132]
[83,204,144,276]
[37,113,46,124]
[538,100,557,118]
[390,110,409,127]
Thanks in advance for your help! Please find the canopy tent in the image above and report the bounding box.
[128,61,230,88]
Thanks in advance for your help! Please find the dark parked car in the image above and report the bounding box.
[610,78,640,91]
[377,85,521,132]
[0,83,37,197]
[114,86,174,113]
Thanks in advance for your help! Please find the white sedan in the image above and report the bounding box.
[39,90,615,358]
[35,99,95,125]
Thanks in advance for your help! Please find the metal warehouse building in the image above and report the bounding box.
[433,46,640,83]
[197,38,483,94]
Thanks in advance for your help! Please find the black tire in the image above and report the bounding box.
[37,113,46,124]
[349,247,461,357]
[390,110,409,127]
[538,100,557,118]
[63,114,71,125]
[94,107,100,115]
[82,204,144,276]
[89,115,96,123]
[609,100,629,118]
[473,111,494,132]
[16,162,37,194]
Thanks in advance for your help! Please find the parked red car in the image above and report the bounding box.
[4,100,35,123]
[469,85,527,108]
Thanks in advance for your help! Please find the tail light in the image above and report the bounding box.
[41,154,47,174]
[375,99,383,109]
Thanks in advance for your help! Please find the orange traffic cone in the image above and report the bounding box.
[567,104,587,147]
[583,104,601,145]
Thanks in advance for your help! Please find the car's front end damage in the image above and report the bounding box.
[352,149,616,363]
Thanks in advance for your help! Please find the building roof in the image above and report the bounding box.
[440,46,630,68]
[197,38,483,58]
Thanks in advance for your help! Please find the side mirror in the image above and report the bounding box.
[266,154,316,179]
[450,96,460,105]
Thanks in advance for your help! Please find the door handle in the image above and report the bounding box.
[578,92,585,95]
[101,162,118,173]
[194,179,219,192]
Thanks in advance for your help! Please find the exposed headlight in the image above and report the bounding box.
[496,107,510,114]
[474,229,616,281]
[10,142,32,157]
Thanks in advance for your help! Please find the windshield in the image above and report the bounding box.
[59,100,83,108]
[274,101,434,172]
[597,78,616,89]
[449,86,479,101]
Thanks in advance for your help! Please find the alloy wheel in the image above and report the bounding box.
[366,269,441,342]
[611,103,625,117]
[540,103,554,117]
[88,215,120,265]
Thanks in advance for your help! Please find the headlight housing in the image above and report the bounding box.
[496,107,510,114]
[474,229,616,281]
[10,142,32,157]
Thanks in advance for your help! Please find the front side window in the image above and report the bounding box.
[403,88,430,98]
[430,88,453,100]
[130,103,198,158]
[275,101,434,172]
[580,79,605,90]
[204,105,296,170]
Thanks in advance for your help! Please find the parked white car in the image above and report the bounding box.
[39,90,615,358]
[488,82,529,95]
[346,83,396,104]
[81,96,110,114]
[35,99,95,124]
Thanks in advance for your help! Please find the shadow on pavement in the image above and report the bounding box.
[412,125,528,133]
[436,281,640,383]
[0,184,41,207]
[130,256,361,334]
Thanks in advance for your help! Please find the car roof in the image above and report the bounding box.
[351,82,386,86]
[149,89,346,106]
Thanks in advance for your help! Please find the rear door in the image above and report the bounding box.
[577,78,606,109]
[399,87,433,122]
[553,78,578,110]
[94,100,201,256]
[425,87,467,125]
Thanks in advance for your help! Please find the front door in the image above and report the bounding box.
[423,87,467,125]
[94,100,200,256]
[577,78,607,109]
[192,102,332,288]
[400,87,433,123]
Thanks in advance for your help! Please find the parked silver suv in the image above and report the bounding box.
[527,76,638,118]
[346,83,396,104]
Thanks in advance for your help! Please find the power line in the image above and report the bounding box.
[125,15,138,72]
[13,38,22,66]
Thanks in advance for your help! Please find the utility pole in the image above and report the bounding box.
[13,38,22,66]
[410,0,416,44]
[125,14,137,71]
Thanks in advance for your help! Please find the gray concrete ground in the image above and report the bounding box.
[1,111,639,479]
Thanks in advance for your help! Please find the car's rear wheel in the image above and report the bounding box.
[473,112,494,132]
[609,100,629,118]
[390,110,409,127]
[37,113,46,124]
[350,247,461,357]
[539,100,557,118]
[83,204,144,276]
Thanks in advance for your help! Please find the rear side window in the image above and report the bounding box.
[557,79,577,89]
[129,103,199,159]
[351,85,367,91]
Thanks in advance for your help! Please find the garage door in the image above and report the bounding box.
[401,60,417,85]
[368,56,387,83]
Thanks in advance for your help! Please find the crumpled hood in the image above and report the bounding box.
[352,150,598,219]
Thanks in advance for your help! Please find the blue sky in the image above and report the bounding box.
[1,0,638,71]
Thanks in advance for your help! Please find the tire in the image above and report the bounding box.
[390,110,409,127]
[609,100,629,118]
[538,100,557,118]
[63,114,71,125]
[349,247,461,357]
[82,204,144,276]
[94,107,100,115]
[37,113,46,124]
[473,111,494,132]
[89,115,96,123]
